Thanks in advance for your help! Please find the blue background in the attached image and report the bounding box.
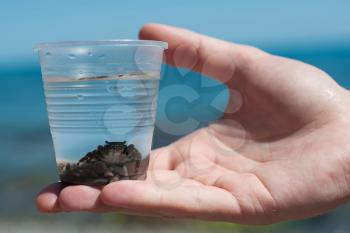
[0,1,350,232]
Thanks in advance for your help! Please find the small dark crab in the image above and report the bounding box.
[59,141,144,185]
[77,141,141,165]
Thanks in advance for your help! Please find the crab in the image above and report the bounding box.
[59,141,143,185]
[78,141,141,165]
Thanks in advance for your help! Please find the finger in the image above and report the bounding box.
[56,173,199,214]
[36,171,201,214]
[57,184,167,216]
[36,182,65,213]
[58,185,109,212]
[139,23,268,84]
[101,179,241,222]
[57,170,201,213]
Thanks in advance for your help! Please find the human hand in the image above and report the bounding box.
[37,23,350,224]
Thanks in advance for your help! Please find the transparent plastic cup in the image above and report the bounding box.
[35,40,167,185]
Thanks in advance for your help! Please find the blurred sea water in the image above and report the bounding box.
[0,45,350,232]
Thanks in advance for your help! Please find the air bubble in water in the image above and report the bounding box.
[68,54,76,59]
[77,94,84,100]
[107,85,118,94]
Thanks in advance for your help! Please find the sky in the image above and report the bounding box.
[0,0,350,64]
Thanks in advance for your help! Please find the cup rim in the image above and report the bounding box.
[34,39,168,51]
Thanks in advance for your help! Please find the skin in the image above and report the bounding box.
[36,23,350,225]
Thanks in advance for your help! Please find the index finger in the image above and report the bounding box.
[139,23,268,84]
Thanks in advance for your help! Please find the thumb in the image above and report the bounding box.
[139,23,268,84]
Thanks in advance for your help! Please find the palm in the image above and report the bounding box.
[36,24,350,225]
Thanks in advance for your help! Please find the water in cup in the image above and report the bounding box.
[43,72,159,184]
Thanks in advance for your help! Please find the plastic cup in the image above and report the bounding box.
[35,40,167,185]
